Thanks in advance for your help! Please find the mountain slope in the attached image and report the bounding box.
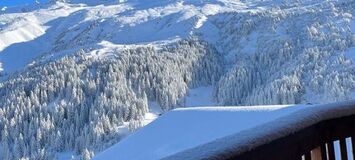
[0,0,354,159]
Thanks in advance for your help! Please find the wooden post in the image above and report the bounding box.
[311,147,322,160]
[305,152,311,160]
[320,144,327,160]
[327,142,336,160]
[340,138,348,160]
[352,137,355,160]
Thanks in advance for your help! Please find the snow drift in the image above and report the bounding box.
[94,100,355,160]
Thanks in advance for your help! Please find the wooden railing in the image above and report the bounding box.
[224,114,355,160]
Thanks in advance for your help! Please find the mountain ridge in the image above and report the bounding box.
[0,0,354,159]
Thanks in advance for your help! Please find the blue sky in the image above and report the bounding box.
[0,0,48,7]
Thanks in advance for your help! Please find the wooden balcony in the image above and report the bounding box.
[223,114,355,160]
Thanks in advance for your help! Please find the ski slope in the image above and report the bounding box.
[0,0,233,73]
[0,2,85,72]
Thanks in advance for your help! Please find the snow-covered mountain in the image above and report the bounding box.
[0,0,354,159]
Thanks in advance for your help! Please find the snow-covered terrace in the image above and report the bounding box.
[94,100,355,160]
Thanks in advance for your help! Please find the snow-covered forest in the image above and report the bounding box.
[0,40,222,159]
[0,0,354,159]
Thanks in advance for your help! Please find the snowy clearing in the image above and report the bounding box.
[351,19,355,33]
[184,86,216,107]
[345,47,355,62]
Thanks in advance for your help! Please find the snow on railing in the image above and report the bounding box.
[222,110,355,160]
